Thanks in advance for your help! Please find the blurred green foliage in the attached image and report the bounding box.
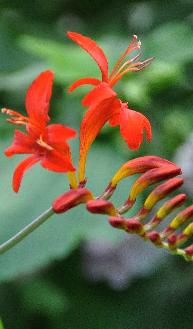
[0,0,193,328]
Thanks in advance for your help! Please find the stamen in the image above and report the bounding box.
[109,35,141,81]
[36,135,53,151]
[110,57,154,86]
[1,108,29,126]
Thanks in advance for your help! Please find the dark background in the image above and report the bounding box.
[0,0,193,328]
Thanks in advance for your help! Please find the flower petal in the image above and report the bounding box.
[68,77,100,92]
[79,93,119,181]
[41,150,75,173]
[13,155,40,192]
[67,32,108,82]
[25,70,54,127]
[82,82,115,107]
[119,104,152,150]
[4,130,35,157]
[43,124,77,153]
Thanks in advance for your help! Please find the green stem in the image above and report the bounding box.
[0,207,54,255]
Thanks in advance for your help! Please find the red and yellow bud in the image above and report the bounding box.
[125,218,144,234]
[145,231,163,246]
[108,216,126,229]
[52,188,93,213]
[110,156,177,188]
[129,166,181,202]
[86,199,117,216]
[143,178,183,211]
[169,205,193,230]
[155,194,187,221]
[185,244,193,257]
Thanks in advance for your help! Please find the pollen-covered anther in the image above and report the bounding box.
[86,199,117,216]
[52,188,93,214]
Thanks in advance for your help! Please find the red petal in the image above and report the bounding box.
[82,82,116,107]
[41,150,75,173]
[13,155,40,192]
[4,130,35,157]
[44,124,77,148]
[79,94,119,180]
[67,32,109,82]
[25,70,54,127]
[119,104,152,150]
[68,77,100,92]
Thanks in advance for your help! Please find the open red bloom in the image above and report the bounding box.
[67,32,153,181]
[3,71,77,192]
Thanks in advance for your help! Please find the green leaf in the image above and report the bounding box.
[0,319,5,329]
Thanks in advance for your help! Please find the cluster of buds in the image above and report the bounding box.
[52,156,193,261]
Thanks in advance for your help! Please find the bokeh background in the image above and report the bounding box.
[0,0,193,328]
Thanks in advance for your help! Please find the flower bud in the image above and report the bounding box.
[143,178,183,211]
[185,244,193,257]
[169,205,193,230]
[125,218,144,234]
[52,188,93,213]
[108,216,126,229]
[110,156,177,187]
[146,231,162,246]
[86,199,117,216]
[129,166,181,202]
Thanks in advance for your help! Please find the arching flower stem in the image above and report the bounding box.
[0,207,54,255]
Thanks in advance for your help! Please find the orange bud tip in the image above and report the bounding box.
[52,188,93,214]
[87,199,117,216]
[109,216,125,229]
[125,218,143,234]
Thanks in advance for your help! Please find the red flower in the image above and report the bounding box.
[2,71,77,192]
[67,32,153,182]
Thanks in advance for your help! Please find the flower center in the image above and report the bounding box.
[36,135,53,151]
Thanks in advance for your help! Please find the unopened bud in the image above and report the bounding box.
[109,216,126,229]
[144,178,183,211]
[156,194,187,220]
[185,244,193,257]
[129,166,181,202]
[125,218,144,234]
[52,188,93,213]
[169,205,193,230]
[110,156,177,187]
[87,199,117,216]
[146,231,162,246]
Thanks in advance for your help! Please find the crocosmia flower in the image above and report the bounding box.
[67,32,153,182]
[2,70,77,192]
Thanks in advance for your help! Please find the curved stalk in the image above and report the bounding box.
[0,207,54,255]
